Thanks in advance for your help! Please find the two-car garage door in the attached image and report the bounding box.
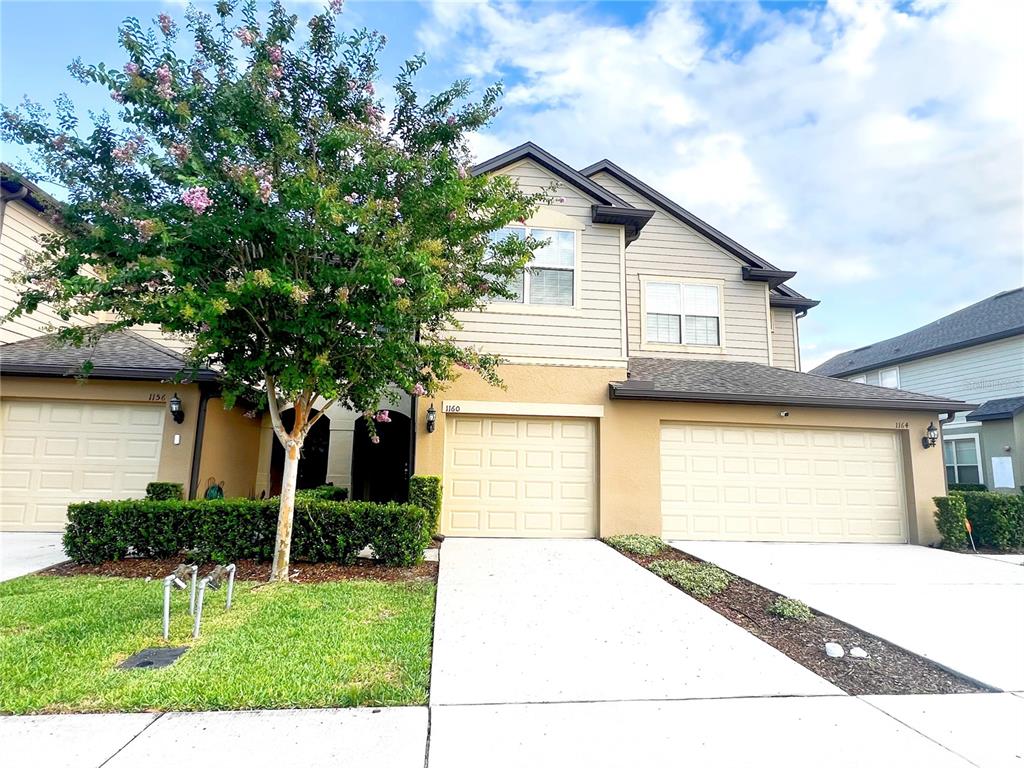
[661,423,908,543]
[1,400,165,531]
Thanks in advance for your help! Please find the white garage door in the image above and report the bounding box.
[661,423,907,543]
[443,415,596,537]
[1,400,165,531]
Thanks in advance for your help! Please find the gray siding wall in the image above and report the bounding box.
[451,159,625,365]
[589,171,771,365]
[771,307,799,371]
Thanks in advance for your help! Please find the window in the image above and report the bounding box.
[879,367,900,389]
[490,226,575,306]
[944,436,982,485]
[645,281,721,346]
[849,374,867,384]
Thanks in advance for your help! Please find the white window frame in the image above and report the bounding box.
[879,366,901,389]
[487,223,581,315]
[849,374,867,384]
[639,275,725,353]
[943,433,984,486]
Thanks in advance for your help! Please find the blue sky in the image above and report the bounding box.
[3,1,1022,368]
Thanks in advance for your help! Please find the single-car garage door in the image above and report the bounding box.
[1,400,165,531]
[443,415,596,537]
[661,423,907,543]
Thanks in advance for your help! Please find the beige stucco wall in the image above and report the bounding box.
[196,397,261,499]
[414,364,950,544]
[0,376,202,490]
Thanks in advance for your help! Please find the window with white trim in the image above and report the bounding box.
[879,366,900,389]
[944,436,982,485]
[849,374,867,384]
[490,226,575,306]
[645,281,721,346]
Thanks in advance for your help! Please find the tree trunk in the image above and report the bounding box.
[270,438,300,582]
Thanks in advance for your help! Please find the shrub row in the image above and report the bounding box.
[948,483,986,493]
[146,482,184,501]
[64,498,431,567]
[408,475,442,534]
[934,491,1024,551]
[296,484,350,502]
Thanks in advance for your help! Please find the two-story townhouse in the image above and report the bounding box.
[409,143,969,545]
[811,289,1024,493]
[0,165,260,531]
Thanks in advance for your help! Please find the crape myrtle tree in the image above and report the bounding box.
[1,0,546,581]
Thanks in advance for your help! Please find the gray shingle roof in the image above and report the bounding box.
[1,329,216,381]
[612,357,972,412]
[966,396,1024,422]
[811,288,1024,377]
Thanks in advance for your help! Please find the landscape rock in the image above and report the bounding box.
[825,642,845,658]
[850,647,869,659]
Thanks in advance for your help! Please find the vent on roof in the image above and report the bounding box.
[994,287,1023,299]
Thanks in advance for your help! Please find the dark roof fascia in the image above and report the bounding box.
[829,326,1024,378]
[473,143,632,208]
[1,163,62,213]
[1,364,219,382]
[769,294,821,311]
[592,204,655,245]
[743,267,797,290]
[608,381,974,413]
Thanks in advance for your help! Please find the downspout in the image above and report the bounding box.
[188,384,214,500]
[408,327,421,493]
[0,187,30,239]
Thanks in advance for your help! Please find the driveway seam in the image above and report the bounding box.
[856,697,981,768]
[97,712,164,768]
[432,693,849,707]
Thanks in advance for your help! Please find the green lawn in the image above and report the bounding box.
[0,575,435,714]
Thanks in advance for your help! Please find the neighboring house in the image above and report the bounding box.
[0,166,260,531]
[2,146,970,544]
[812,289,1024,494]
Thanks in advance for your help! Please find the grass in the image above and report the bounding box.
[648,560,732,598]
[603,534,667,557]
[767,596,813,621]
[0,575,435,714]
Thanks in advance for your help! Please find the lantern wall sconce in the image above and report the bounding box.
[921,421,938,449]
[426,403,437,433]
[169,393,185,424]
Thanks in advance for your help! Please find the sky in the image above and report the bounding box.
[2,0,1022,369]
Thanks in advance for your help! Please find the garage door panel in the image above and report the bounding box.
[442,415,596,538]
[662,423,907,543]
[1,400,164,531]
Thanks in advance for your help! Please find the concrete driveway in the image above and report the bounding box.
[674,541,1024,692]
[0,532,67,582]
[431,538,840,705]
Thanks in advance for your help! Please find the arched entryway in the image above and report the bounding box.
[350,412,411,503]
[269,408,331,496]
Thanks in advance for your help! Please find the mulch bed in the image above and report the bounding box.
[42,557,437,584]
[619,545,991,696]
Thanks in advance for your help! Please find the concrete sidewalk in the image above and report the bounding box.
[0,532,67,582]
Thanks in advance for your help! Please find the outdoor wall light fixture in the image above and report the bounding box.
[426,403,437,433]
[922,422,939,449]
[169,393,185,424]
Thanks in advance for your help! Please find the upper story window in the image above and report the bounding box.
[849,374,867,384]
[879,366,900,389]
[644,280,721,347]
[491,226,576,307]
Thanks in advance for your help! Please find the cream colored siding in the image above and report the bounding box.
[451,159,625,365]
[770,308,799,371]
[590,171,770,364]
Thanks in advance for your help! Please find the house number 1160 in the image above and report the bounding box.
[444,405,461,413]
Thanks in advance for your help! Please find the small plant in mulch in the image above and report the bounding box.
[767,597,813,621]
[648,559,732,598]
[603,534,668,557]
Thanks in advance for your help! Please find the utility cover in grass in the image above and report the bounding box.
[119,647,188,670]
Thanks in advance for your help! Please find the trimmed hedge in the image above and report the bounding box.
[146,482,184,501]
[64,498,431,567]
[949,483,987,493]
[959,491,1024,550]
[296,485,349,502]
[933,495,968,550]
[408,475,442,534]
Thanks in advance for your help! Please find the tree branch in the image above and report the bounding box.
[265,374,289,446]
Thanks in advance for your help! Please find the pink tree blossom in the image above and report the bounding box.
[268,45,283,63]
[169,142,190,164]
[330,0,345,13]
[370,435,380,444]
[374,410,391,423]
[182,186,213,215]
[235,27,256,46]
[124,62,140,76]
[392,277,406,286]
[412,383,426,397]
[158,13,174,36]
[111,91,125,104]
[133,219,158,242]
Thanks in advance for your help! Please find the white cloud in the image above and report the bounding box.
[417,0,1024,355]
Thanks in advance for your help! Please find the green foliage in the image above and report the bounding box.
[949,483,987,493]
[933,495,969,550]
[0,575,435,713]
[959,491,1024,550]
[603,534,667,557]
[64,497,431,566]
[648,560,732,599]
[296,484,349,502]
[145,481,184,501]
[408,475,442,534]
[767,597,813,621]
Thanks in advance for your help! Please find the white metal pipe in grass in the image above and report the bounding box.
[188,564,198,615]
[193,577,211,638]
[162,574,186,640]
[225,564,236,609]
